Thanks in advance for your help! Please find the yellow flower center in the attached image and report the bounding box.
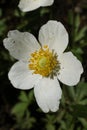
[39,56,47,68]
[29,45,60,78]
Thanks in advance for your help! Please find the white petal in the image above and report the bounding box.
[34,77,62,113]
[41,0,54,7]
[8,61,41,90]
[58,52,83,86]
[39,20,68,54]
[3,30,40,61]
[18,0,41,12]
[18,0,54,12]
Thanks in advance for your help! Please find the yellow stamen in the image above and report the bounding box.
[29,45,60,78]
[43,45,48,49]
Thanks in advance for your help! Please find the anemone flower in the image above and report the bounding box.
[3,20,83,112]
[18,0,54,12]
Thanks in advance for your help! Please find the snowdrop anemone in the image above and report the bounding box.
[3,20,83,113]
[18,0,54,12]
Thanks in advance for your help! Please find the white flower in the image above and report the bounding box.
[18,0,54,12]
[3,20,83,113]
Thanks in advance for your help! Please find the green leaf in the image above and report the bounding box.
[63,85,75,102]
[28,90,34,104]
[60,121,67,130]
[46,124,55,130]
[79,118,87,128]
[71,48,83,61]
[79,99,87,105]
[40,8,50,17]
[71,104,87,118]
[75,26,87,42]
[75,15,80,29]
[19,91,29,102]
[76,82,87,102]
[75,48,83,55]
[11,102,28,118]
[74,14,80,34]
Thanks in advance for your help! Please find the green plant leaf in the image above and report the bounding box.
[75,26,87,42]
[75,15,80,29]
[71,104,87,118]
[19,91,29,102]
[46,124,55,130]
[11,102,28,118]
[79,118,87,129]
[76,82,87,102]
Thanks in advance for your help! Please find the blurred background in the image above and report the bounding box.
[0,0,87,130]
